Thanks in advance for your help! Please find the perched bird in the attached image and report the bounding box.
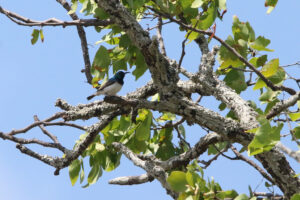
[87,71,129,100]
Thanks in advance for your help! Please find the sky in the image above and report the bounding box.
[0,0,300,200]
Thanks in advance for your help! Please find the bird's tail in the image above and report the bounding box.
[87,94,95,100]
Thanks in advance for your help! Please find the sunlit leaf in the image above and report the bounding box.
[250,36,274,52]
[87,165,102,184]
[167,171,188,192]
[136,110,152,141]
[191,0,203,8]
[291,193,300,200]
[31,29,40,45]
[39,29,44,42]
[234,194,249,200]
[69,159,81,186]
[261,58,279,77]
[289,113,300,121]
[248,118,282,156]
[68,0,78,14]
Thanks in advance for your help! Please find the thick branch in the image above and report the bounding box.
[267,92,300,119]
[109,173,154,185]
[276,142,300,163]
[112,142,178,199]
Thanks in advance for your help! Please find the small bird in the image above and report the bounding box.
[87,71,129,100]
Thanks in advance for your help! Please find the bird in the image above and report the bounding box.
[87,71,129,100]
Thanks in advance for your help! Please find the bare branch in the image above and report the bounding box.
[56,0,93,84]
[7,120,86,136]
[16,144,66,168]
[230,146,275,184]
[0,132,68,153]
[34,115,59,143]
[156,16,167,56]
[109,173,154,185]
[111,142,178,199]
[253,192,283,200]
[267,92,300,119]
[0,6,112,27]
[276,142,300,163]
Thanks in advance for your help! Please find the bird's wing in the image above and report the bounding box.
[97,78,115,91]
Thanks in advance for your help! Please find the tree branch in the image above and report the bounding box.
[0,6,112,27]
[56,0,93,84]
[109,173,154,185]
[266,92,300,119]
[276,142,300,163]
[230,145,275,184]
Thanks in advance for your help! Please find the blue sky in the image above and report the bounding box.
[0,0,300,200]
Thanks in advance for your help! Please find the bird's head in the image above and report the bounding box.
[114,71,130,80]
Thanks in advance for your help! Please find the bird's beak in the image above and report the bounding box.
[124,72,130,74]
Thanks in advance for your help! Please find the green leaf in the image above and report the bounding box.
[156,141,175,160]
[157,112,176,122]
[68,0,78,14]
[198,2,217,30]
[80,160,85,184]
[249,55,267,68]
[261,58,279,77]
[94,7,109,19]
[191,0,203,8]
[167,171,188,192]
[289,113,300,121]
[92,45,111,71]
[103,151,121,171]
[135,110,152,141]
[268,67,286,84]
[186,171,201,187]
[259,88,280,102]
[265,0,278,14]
[69,159,81,186]
[253,78,266,90]
[119,34,131,48]
[291,193,300,200]
[218,0,227,10]
[234,194,249,200]
[224,69,247,94]
[178,124,186,139]
[216,190,238,199]
[219,36,239,61]
[248,118,283,156]
[39,29,44,42]
[250,36,274,52]
[87,165,102,184]
[246,22,255,42]
[31,29,40,45]
[293,127,300,139]
[132,50,148,80]
[232,17,249,42]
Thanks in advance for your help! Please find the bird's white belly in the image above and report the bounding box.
[101,83,122,95]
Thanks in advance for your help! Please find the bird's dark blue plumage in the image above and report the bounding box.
[87,71,129,100]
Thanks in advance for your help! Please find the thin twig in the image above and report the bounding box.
[0,132,68,152]
[7,120,86,136]
[230,145,275,184]
[34,115,59,143]
[156,16,167,56]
